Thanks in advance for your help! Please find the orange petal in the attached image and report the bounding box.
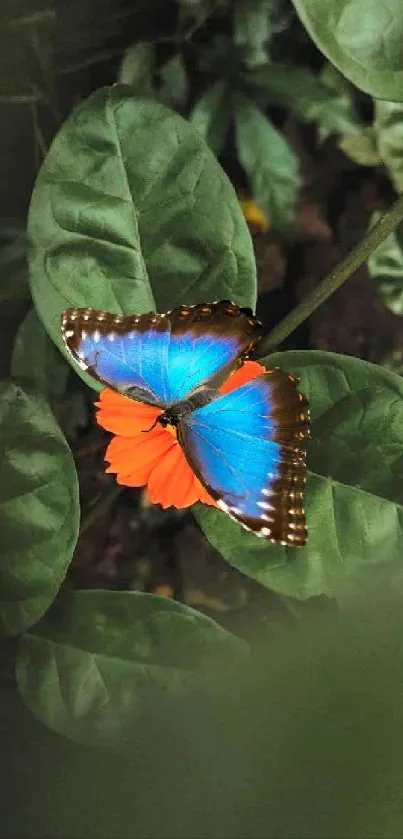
[105,426,176,486]
[147,444,196,508]
[193,474,217,507]
[147,444,217,508]
[220,360,265,395]
[95,388,160,436]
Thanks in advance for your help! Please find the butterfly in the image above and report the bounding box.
[61,300,309,545]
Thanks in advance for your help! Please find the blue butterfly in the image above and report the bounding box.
[61,300,309,545]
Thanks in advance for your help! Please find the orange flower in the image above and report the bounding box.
[95,360,265,509]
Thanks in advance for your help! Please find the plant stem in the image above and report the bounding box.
[79,483,123,536]
[255,193,403,356]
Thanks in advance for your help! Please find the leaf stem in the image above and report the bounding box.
[255,193,403,356]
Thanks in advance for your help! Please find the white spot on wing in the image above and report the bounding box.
[93,330,100,343]
[257,500,274,511]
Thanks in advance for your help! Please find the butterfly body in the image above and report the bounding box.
[158,386,219,427]
[62,301,309,545]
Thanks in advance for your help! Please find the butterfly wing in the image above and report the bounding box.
[61,301,263,406]
[178,370,310,545]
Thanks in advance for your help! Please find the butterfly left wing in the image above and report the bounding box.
[61,302,263,406]
[178,370,310,545]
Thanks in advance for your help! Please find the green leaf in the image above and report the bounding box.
[367,212,403,314]
[16,589,247,746]
[234,93,299,230]
[28,85,256,390]
[190,81,231,155]
[233,0,270,68]
[159,54,189,108]
[247,64,362,141]
[195,350,403,602]
[0,382,79,635]
[374,100,403,192]
[117,42,155,94]
[291,0,403,101]
[11,308,68,402]
[339,127,381,166]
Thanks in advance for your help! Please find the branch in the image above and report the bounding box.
[255,193,403,356]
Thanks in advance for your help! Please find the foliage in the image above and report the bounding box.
[374,100,403,193]
[291,0,403,101]
[117,1,366,232]
[28,86,256,391]
[17,589,246,746]
[367,212,403,315]
[0,382,79,635]
[234,92,299,230]
[11,308,68,403]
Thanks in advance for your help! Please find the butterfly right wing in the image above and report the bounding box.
[178,369,310,545]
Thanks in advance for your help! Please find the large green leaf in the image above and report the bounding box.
[234,93,299,230]
[11,308,68,402]
[195,350,403,602]
[0,382,79,635]
[190,81,232,156]
[28,85,256,391]
[367,212,403,315]
[16,589,246,746]
[291,0,403,101]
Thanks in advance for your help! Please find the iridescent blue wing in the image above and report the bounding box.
[179,370,310,545]
[61,302,263,407]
